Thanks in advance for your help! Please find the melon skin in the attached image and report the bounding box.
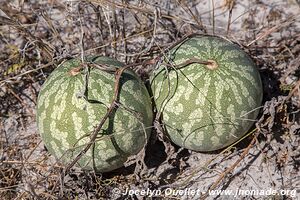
[151,36,263,152]
[37,56,153,172]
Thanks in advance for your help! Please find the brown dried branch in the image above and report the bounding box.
[164,58,213,70]
[63,65,131,174]
[247,15,299,46]
[201,135,257,200]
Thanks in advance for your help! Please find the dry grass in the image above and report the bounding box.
[1,0,299,199]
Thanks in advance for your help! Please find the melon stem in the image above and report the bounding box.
[206,59,219,70]
[166,57,219,70]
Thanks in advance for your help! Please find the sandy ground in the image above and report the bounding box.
[1,0,300,199]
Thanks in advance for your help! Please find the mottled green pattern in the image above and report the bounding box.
[151,36,263,151]
[37,56,153,172]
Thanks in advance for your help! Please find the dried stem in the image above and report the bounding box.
[63,65,131,174]
[201,135,257,200]
[164,58,215,70]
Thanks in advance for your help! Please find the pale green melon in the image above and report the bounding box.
[37,56,153,172]
[151,36,263,151]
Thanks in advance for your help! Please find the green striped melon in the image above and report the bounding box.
[151,35,263,151]
[37,56,153,172]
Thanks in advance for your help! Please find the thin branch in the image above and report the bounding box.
[247,15,298,46]
[201,135,257,200]
[63,65,131,174]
